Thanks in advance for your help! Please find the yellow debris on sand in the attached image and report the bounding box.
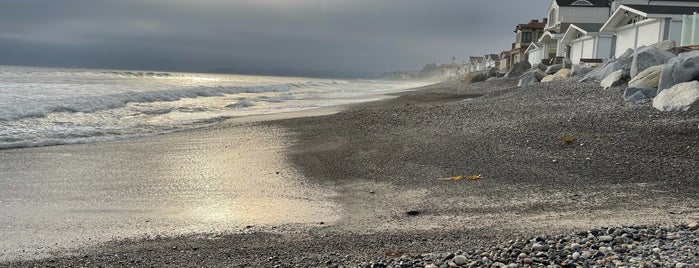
[439,174,482,181]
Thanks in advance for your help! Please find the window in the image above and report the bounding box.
[522,32,532,43]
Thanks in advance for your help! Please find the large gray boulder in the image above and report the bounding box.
[653,81,699,111]
[630,46,676,78]
[545,64,563,75]
[624,87,657,102]
[580,66,603,82]
[536,63,548,72]
[652,40,676,51]
[572,64,594,77]
[601,69,629,89]
[463,68,497,84]
[597,57,632,81]
[506,61,532,78]
[517,69,547,87]
[658,50,699,94]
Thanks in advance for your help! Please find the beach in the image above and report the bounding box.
[4,77,699,267]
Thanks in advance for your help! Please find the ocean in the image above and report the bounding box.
[0,65,426,149]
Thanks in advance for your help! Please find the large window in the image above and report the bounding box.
[522,32,532,43]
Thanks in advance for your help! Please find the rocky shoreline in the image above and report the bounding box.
[4,76,699,267]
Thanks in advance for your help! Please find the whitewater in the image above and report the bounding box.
[0,65,426,149]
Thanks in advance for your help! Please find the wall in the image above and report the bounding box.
[637,19,662,46]
[596,36,614,59]
[615,24,636,58]
[582,38,595,59]
[559,7,611,25]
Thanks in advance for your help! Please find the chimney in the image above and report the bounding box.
[543,18,548,24]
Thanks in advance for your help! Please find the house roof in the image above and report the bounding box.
[623,4,699,15]
[515,19,547,32]
[601,4,699,31]
[555,0,610,7]
[561,23,605,43]
[524,43,543,54]
[486,54,501,61]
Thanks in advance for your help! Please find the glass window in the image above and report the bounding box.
[522,32,532,43]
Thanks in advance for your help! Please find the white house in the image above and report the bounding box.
[524,43,545,66]
[561,23,614,64]
[483,54,501,69]
[600,4,699,58]
[540,0,613,61]
[681,12,699,45]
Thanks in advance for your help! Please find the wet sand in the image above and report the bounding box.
[4,78,699,267]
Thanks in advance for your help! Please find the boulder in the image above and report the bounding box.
[596,56,632,81]
[572,64,594,77]
[545,64,563,74]
[630,46,676,78]
[506,61,532,78]
[601,69,629,89]
[580,67,603,82]
[652,81,699,111]
[563,58,573,69]
[464,71,487,83]
[658,50,699,94]
[517,69,547,87]
[536,63,548,72]
[624,87,657,102]
[652,40,676,51]
[629,64,664,89]
[541,75,564,83]
[554,68,572,78]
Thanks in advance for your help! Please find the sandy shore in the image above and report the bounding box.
[4,78,699,267]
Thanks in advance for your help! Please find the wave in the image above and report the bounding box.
[0,83,297,122]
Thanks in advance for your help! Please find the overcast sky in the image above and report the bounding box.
[0,0,551,78]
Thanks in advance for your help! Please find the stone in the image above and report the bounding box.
[597,57,632,81]
[554,68,572,78]
[536,63,548,71]
[507,61,532,78]
[570,243,581,251]
[581,251,591,259]
[653,81,699,111]
[572,65,594,77]
[629,64,664,89]
[491,262,506,268]
[598,235,614,243]
[541,75,564,83]
[531,243,544,251]
[453,255,468,266]
[630,46,676,78]
[652,39,676,51]
[463,70,491,84]
[517,69,547,87]
[688,221,698,230]
[658,50,699,93]
[624,87,657,102]
[601,70,629,89]
[546,64,563,74]
[572,252,580,260]
[425,265,439,268]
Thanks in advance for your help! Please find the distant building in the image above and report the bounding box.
[468,56,485,72]
[509,19,547,68]
[499,51,511,71]
[538,0,612,64]
[483,54,501,69]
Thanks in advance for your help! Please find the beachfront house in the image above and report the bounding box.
[600,4,699,57]
[499,51,511,72]
[539,0,612,64]
[681,12,699,45]
[468,56,485,72]
[508,19,547,68]
[483,54,501,69]
[560,23,614,64]
[524,43,545,66]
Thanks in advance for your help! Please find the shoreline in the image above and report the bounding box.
[4,78,699,266]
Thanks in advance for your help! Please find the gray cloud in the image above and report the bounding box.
[0,0,551,77]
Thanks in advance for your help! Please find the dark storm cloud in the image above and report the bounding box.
[0,0,551,77]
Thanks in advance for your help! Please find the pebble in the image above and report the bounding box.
[452,255,467,266]
[347,225,699,268]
